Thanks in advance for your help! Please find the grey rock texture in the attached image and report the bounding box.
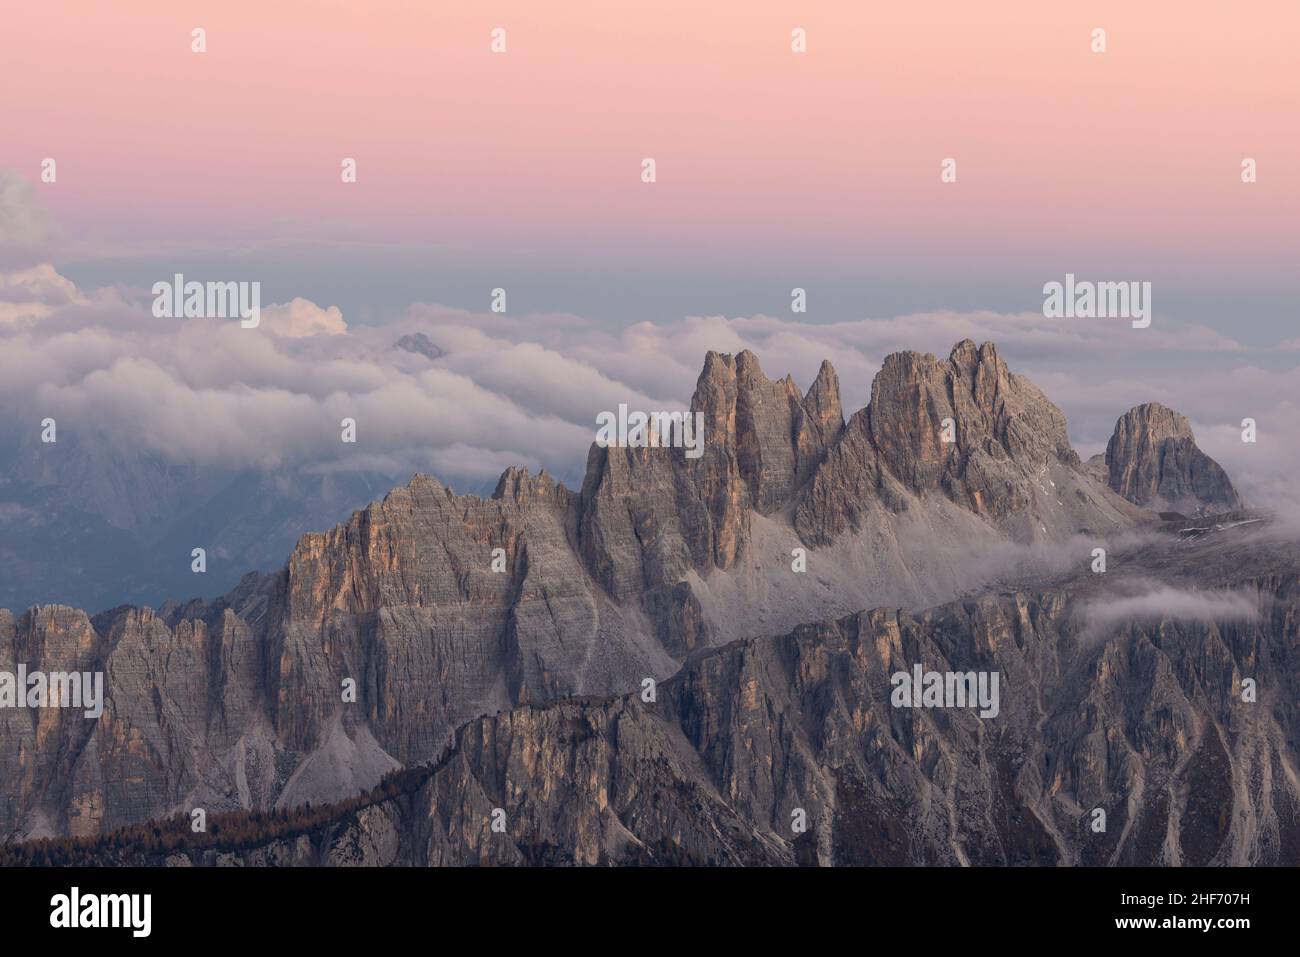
[1103,402,1242,514]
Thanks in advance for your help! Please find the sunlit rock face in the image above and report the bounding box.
[1103,402,1242,514]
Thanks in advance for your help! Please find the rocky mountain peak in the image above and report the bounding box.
[1103,402,1241,514]
[392,332,444,360]
[795,340,1141,545]
[951,335,998,374]
[1114,401,1192,441]
[493,467,565,505]
[866,341,1075,489]
[687,348,843,520]
[734,348,765,379]
[802,360,844,437]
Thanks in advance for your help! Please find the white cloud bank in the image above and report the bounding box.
[3,261,1300,507]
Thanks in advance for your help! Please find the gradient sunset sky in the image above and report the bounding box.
[3,0,1296,331]
[3,0,1300,561]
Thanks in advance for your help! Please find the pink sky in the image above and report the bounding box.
[2,0,1297,275]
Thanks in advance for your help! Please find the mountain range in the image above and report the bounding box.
[4,339,1289,867]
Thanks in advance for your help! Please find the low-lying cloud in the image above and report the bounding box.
[1077,585,1262,634]
[5,257,1300,512]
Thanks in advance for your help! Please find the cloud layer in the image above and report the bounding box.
[4,262,1300,508]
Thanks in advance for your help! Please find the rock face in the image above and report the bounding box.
[2,470,663,839]
[794,341,1143,546]
[0,342,1243,849]
[1103,403,1241,514]
[575,348,846,630]
[58,524,1300,867]
[414,523,1300,867]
